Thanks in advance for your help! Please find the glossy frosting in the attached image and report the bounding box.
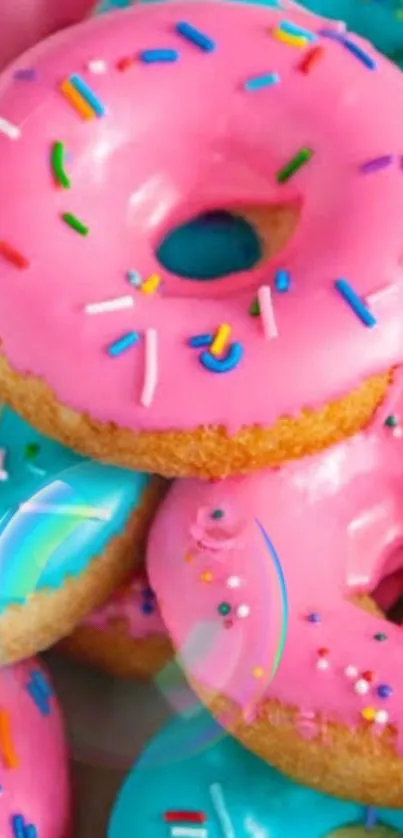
[84,569,166,637]
[0,3,403,433]
[0,406,150,613]
[0,657,70,837]
[147,394,403,754]
[109,707,403,837]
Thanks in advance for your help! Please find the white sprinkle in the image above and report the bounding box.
[366,283,397,311]
[85,295,134,315]
[316,658,330,671]
[87,59,107,74]
[257,285,278,339]
[170,830,207,838]
[354,678,370,695]
[209,783,235,838]
[141,328,158,408]
[0,469,8,482]
[393,426,403,439]
[0,117,20,140]
[237,604,250,618]
[227,575,241,589]
[375,709,389,725]
[344,665,358,679]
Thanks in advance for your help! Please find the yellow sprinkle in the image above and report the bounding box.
[60,79,95,121]
[252,666,264,679]
[200,571,213,583]
[141,274,161,294]
[210,323,231,357]
[361,707,376,722]
[272,27,308,48]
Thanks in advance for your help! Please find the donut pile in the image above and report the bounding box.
[1,0,403,833]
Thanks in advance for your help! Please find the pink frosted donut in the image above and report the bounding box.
[0,3,403,477]
[0,657,70,837]
[57,569,174,678]
[147,389,403,807]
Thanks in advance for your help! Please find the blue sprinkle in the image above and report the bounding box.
[140,49,179,63]
[377,684,392,698]
[189,333,213,348]
[141,600,155,614]
[364,807,377,829]
[200,342,243,373]
[342,38,376,70]
[69,73,106,117]
[307,612,321,623]
[244,72,280,91]
[127,270,142,287]
[30,669,53,700]
[107,331,139,357]
[279,20,317,42]
[26,682,51,716]
[274,269,290,292]
[11,815,36,838]
[24,827,38,838]
[175,21,216,53]
[334,279,377,328]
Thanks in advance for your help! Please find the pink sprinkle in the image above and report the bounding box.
[141,328,158,407]
[257,285,278,339]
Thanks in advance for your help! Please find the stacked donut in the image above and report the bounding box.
[1,0,403,833]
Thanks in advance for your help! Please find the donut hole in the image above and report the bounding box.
[326,826,402,837]
[156,203,299,281]
[371,567,403,625]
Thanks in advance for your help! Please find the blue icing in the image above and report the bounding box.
[109,708,403,837]
[0,406,150,612]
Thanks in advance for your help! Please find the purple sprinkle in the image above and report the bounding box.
[13,68,36,81]
[364,807,377,830]
[360,155,394,174]
[307,612,321,623]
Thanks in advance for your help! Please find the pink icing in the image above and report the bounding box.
[147,396,403,754]
[0,657,70,837]
[0,3,403,432]
[84,570,166,637]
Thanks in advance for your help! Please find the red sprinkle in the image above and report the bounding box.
[164,812,206,824]
[0,241,30,269]
[317,647,329,657]
[116,57,133,71]
[362,670,375,682]
[299,46,324,74]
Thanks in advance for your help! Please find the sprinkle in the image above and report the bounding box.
[299,46,324,73]
[188,333,213,348]
[306,612,320,623]
[211,509,224,519]
[209,783,236,838]
[170,830,207,838]
[0,241,29,269]
[244,73,280,91]
[68,73,106,117]
[140,49,179,63]
[335,279,376,328]
[141,328,158,407]
[272,27,308,48]
[200,342,243,373]
[236,604,250,618]
[341,38,376,70]
[365,808,377,829]
[62,213,89,236]
[107,331,139,357]
[11,817,38,838]
[141,274,161,294]
[210,324,231,357]
[361,706,376,722]
[13,68,36,81]
[344,665,359,678]
[0,710,18,768]
[249,298,260,316]
[362,670,374,682]
[26,682,50,716]
[30,670,52,699]
[374,632,387,641]
[127,270,142,287]
[60,79,96,121]
[354,678,370,695]
[360,155,394,174]
[393,426,403,438]
[252,667,264,679]
[278,20,317,42]
[175,21,216,53]
[377,684,392,698]
[200,571,213,583]
[218,602,231,616]
[316,658,330,670]
[274,269,290,292]
[258,285,278,339]
[0,117,20,140]
[51,141,70,189]
[85,295,134,314]
[141,601,154,615]
[116,57,133,72]
[164,812,206,824]
[277,147,313,183]
[227,577,241,590]
[87,60,107,74]
[317,647,329,657]
[374,709,389,724]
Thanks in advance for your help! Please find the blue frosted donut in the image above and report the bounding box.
[0,406,162,664]
[109,708,403,837]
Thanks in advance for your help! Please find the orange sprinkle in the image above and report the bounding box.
[0,241,29,269]
[60,79,94,121]
[0,709,18,769]
[361,707,376,722]
[200,571,213,583]
[252,666,264,679]
[299,46,324,74]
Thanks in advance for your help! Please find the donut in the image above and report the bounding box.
[0,405,163,664]
[57,567,173,679]
[147,401,403,807]
[0,3,402,477]
[0,656,70,837]
[109,707,403,837]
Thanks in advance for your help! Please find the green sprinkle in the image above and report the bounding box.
[211,509,224,519]
[25,442,40,459]
[51,141,70,189]
[374,632,387,642]
[385,415,398,428]
[62,212,89,236]
[277,147,313,184]
[249,298,260,316]
[218,602,231,616]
